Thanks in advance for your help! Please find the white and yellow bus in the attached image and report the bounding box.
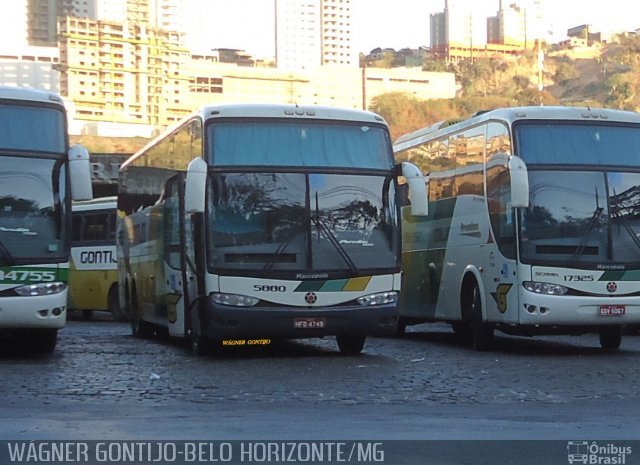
[117,103,426,355]
[69,197,122,320]
[395,106,640,350]
[0,86,92,353]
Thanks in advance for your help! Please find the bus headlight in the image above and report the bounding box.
[523,281,568,296]
[14,282,67,296]
[210,293,260,307]
[357,291,398,306]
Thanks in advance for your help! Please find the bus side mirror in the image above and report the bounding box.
[509,156,529,208]
[68,144,93,201]
[401,162,428,216]
[185,157,207,214]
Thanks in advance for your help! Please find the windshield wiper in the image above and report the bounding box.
[262,192,359,274]
[263,215,307,272]
[572,206,604,263]
[311,191,358,274]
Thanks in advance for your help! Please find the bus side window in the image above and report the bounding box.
[108,212,117,241]
[83,213,107,242]
[72,213,83,242]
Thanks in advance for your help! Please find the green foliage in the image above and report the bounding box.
[554,61,579,86]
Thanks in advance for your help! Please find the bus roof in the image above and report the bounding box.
[394,106,640,150]
[0,85,64,106]
[196,103,387,125]
[72,196,117,212]
[122,103,388,171]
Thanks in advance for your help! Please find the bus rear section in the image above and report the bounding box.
[118,104,427,355]
[69,197,121,320]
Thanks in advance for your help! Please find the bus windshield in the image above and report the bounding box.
[0,104,65,153]
[207,172,399,275]
[0,156,67,264]
[207,120,394,170]
[515,122,640,166]
[515,123,640,267]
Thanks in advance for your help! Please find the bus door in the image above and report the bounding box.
[485,128,519,324]
[162,176,195,337]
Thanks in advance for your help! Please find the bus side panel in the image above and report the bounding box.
[68,245,117,311]
[434,195,496,321]
[399,198,456,320]
[480,248,519,324]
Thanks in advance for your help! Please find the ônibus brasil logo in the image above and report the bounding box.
[567,441,631,464]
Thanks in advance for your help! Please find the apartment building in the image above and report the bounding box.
[275,0,356,70]
[58,15,191,133]
[431,0,541,61]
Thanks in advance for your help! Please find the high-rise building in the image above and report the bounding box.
[0,0,29,50]
[275,0,356,70]
[431,0,541,61]
[487,1,537,49]
[57,0,190,133]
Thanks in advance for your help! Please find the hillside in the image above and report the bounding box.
[72,37,640,152]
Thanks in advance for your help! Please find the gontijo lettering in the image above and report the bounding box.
[79,250,116,264]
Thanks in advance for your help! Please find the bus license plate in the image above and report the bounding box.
[599,305,625,316]
[294,318,325,329]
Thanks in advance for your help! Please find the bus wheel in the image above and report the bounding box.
[191,333,211,357]
[190,325,212,356]
[31,329,57,354]
[108,285,126,322]
[336,335,366,355]
[82,310,93,321]
[599,327,622,350]
[395,320,407,337]
[463,281,494,351]
[129,286,153,338]
[131,316,154,339]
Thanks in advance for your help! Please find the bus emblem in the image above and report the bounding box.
[606,282,618,293]
[305,292,318,304]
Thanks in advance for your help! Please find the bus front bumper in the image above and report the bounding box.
[0,292,67,330]
[199,301,399,340]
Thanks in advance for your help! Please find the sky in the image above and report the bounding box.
[186,0,640,58]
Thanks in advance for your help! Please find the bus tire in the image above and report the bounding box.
[462,279,494,351]
[108,285,126,322]
[31,329,57,354]
[336,334,366,355]
[129,285,154,339]
[189,310,211,356]
[395,320,407,337]
[599,327,622,350]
